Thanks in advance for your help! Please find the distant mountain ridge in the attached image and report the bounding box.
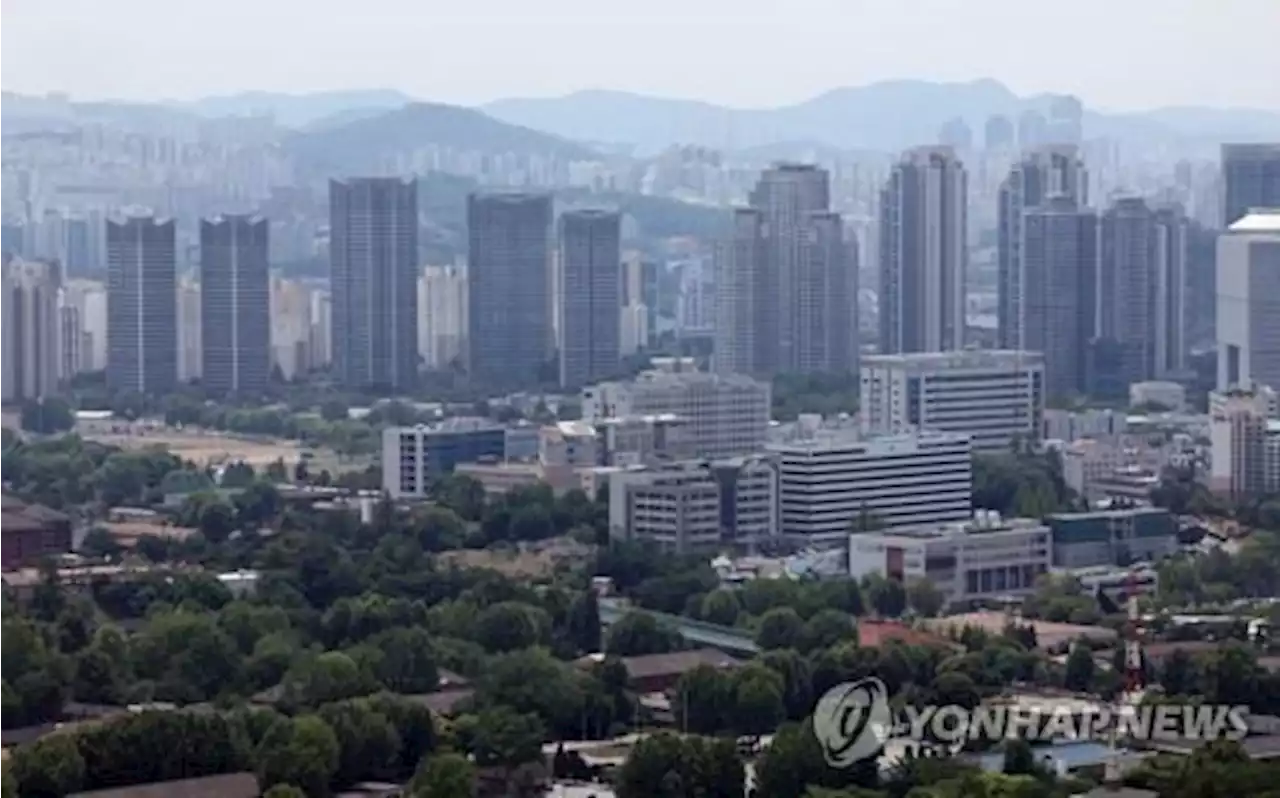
[284,102,597,175]
[168,90,415,127]
[481,80,1280,153]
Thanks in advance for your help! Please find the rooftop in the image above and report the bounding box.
[862,348,1044,369]
[1227,209,1280,233]
[1,495,70,534]
[68,773,260,798]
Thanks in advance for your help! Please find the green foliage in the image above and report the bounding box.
[8,732,85,797]
[771,372,860,422]
[20,397,76,434]
[616,733,744,798]
[409,752,476,798]
[605,611,680,657]
[255,714,340,797]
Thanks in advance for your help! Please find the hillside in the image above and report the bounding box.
[482,80,1280,153]
[285,102,598,175]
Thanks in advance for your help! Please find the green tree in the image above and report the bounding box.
[757,607,805,650]
[262,786,307,798]
[368,627,440,694]
[862,574,908,618]
[732,663,786,736]
[474,602,551,653]
[317,699,402,786]
[616,733,744,798]
[280,651,377,709]
[674,665,735,735]
[20,397,75,434]
[801,609,855,653]
[8,732,85,798]
[454,707,544,772]
[255,714,341,797]
[198,498,238,543]
[565,589,603,655]
[907,578,947,617]
[409,752,476,798]
[605,611,679,657]
[1063,644,1095,692]
[700,589,743,626]
[762,649,815,721]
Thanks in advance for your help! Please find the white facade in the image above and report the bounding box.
[769,429,973,543]
[1210,388,1280,497]
[620,303,649,357]
[860,349,1045,453]
[847,513,1052,605]
[1042,408,1124,442]
[419,264,468,370]
[1129,381,1187,412]
[1217,211,1280,392]
[2,258,61,402]
[582,367,770,460]
[607,455,778,554]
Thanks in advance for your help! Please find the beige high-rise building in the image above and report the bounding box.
[271,277,314,380]
[1209,388,1280,498]
[2,258,61,402]
[419,264,468,370]
[177,278,202,383]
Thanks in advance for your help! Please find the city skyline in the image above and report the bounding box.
[3,0,1279,112]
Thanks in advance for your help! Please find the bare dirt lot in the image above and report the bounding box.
[76,421,366,473]
[437,538,595,580]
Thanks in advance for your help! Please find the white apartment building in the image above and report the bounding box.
[1210,388,1280,497]
[860,349,1045,453]
[419,264,467,370]
[1217,210,1280,392]
[583,365,770,459]
[607,455,778,554]
[848,513,1052,606]
[769,428,973,543]
[271,277,314,380]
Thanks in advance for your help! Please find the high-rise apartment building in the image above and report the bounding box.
[329,178,419,392]
[559,209,621,388]
[200,214,269,395]
[715,164,855,377]
[1209,388,1279,497]
[106,215,177,395]
[467,192,552,388]
[1217,210,1280,392]
[878,147,967,354]
[860,350,1045,453]
[177,278,201,384]
[997,146,1089,350]
[419,265,467,370]
[1093,198,1189,396]
[2,258,61,402]
[1021,196,1098,397]
[1221,143,1280,228]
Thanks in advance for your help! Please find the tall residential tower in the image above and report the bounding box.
[329,177,419,392]
[878,147,967,354]
[106,215,177,395]
[467,192,553,388]
[558,209,621,388]
[200,214,270,395]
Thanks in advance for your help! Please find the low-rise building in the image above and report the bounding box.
[860,349,1045,453]
[769,424,973,544]
[1129,381,1187,412]
[582,366,770,459]
[847,513,1052,606]
[1,495,73,569]
[1047,507,1178,568]
[607,455,778,554]
[382,418,507,498]
[1067,564,1159,603]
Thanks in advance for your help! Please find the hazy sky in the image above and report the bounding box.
[3,0,1278,111]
